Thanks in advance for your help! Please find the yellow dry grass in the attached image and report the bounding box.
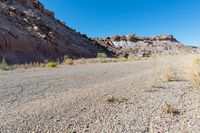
[161,103,179,115]
[181,57,200,86]
[164,67,175,82]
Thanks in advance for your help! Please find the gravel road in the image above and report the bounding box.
[1,57,200,133]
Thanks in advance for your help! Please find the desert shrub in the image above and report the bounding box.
[106,96,128,103]
[76,58,86,64]
[97,53,107,58]
[161,103,179,115]
[164,67,175,82]
[194,58,200,64]
[0,58,10,70]
[47,62,57,68]
[183,61,200,86]
[65,58,73,65]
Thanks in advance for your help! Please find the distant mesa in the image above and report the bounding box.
[102,34,178,43]
[93,34,199,58]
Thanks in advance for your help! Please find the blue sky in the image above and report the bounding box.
[40,0,200,45]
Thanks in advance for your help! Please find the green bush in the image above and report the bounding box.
[97,53,107,58]
[0,58,9,70]
[47,62,57,68]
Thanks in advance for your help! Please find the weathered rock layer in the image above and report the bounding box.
[0,0,199,63]
[93,34,199,58]
[0,0,105,63]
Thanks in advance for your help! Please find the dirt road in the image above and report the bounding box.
[1,57,200,133]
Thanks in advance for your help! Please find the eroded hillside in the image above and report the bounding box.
[0,0,106,63]
[94,35,200,57]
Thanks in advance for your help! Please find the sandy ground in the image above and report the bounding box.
[1,56,200,133]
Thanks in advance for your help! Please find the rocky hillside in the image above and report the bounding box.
[0,0,106,64]
[0,0,199,64]
[94,35,200,58]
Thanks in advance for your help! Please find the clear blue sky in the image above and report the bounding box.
[40,0,200,45]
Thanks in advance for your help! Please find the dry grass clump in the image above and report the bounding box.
[65,58,73,65]
[111,58,137,63]
[46,62,57,68]
[194,58,200,64]
[0,58,11,70]
[106,96,118,103]
[100,58,112,63]
[164,67,176,82]
[161,103,180,115]
[14,62,47,69]
[75,58,87,64]
[106,96,128,103]
[146,78,160,90]
[97,53,107,58]
[87,59,100,64]
[182,60,200,86]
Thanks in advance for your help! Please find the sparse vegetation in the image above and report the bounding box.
[65,58,73,65]
[106,96,118,103]
[182,61,200,86]
[0,55,161,70]
[0,58,10,70]
[164,67,175,82]
[194,58,200,64]
[40,63,46,67]
[106,96,128,103]
[75,58,86,64]
[46,62,58,68]
[97,53,107,58]
[161,103,180,115]
[112,58,138,62]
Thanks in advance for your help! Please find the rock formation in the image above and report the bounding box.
[93,34,200,58]
[0,0,199,64]
[0,0,106,63]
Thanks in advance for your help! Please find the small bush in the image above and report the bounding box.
[47,62,57,68]
[65,58,73,65]
[0,58,9,70]
[97,53,107,58]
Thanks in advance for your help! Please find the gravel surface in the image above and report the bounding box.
[1,57,200,133]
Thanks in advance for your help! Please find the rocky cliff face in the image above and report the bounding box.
[0,0,106,63]
[93,34,200,58]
